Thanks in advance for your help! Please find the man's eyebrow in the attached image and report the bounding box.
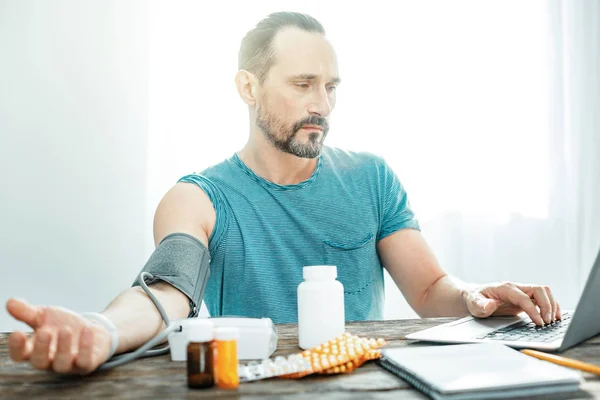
[291,74,318,81]
[290,74,342,84]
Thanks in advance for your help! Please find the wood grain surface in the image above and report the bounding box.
[1,318,599,399]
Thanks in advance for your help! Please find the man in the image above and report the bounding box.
[6,12,560,375]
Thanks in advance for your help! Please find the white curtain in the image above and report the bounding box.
[546,0,600,301]
[147,0,600,319]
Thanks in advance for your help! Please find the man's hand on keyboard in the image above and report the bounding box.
[463,282,561,326]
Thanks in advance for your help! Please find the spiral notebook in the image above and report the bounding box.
[377,343,582,400]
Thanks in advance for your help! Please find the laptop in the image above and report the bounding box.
[406,245,600,352]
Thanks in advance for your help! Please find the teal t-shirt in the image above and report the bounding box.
[178,147,419,323]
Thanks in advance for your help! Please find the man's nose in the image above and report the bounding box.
[307,87,332,117]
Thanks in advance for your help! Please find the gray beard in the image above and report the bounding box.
[256,110,327,159]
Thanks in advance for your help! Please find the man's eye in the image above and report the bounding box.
[296,83,309,89]
[327,86,337,92]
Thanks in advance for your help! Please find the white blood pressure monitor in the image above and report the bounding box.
[168,317,278,361]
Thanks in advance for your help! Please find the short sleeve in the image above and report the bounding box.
[177,174,229,255]
[377,159,420,241]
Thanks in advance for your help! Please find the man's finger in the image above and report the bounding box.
[74,326,97,374]
[52,327,75,374]
[531,286,553,324]
[556,301,562,321]
[500,285,544,326]
[8,331,33,362]
[5,298,43,329]
[467,292,499,317]
[542,286,558,322]
[30,327,56,370]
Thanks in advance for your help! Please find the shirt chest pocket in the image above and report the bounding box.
[322,232,378,295]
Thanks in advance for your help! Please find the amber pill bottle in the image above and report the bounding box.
[187,319,215,389]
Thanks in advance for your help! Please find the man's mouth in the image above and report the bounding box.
[301,125,323,132]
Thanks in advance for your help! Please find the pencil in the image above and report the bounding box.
[521,349,600,376]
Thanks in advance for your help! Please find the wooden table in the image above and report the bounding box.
[1,318,599,399]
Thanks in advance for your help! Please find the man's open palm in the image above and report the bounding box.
[6,298,111,375]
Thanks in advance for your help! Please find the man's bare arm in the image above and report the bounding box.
[6,182,215,373]
[378,229,557,325]
[101,182,216,354]
[377,229,468,317]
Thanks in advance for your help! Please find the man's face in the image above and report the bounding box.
[255,28,340,159]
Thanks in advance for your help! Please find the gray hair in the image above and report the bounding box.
[238,12,325,82]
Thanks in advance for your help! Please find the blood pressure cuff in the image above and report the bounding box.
[132,232,210,318]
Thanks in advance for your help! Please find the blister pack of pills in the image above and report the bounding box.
[282,332,386,378]
[238,332,386,382]
[238,354,312,382]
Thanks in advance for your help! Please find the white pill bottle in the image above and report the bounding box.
[297,265,345,349]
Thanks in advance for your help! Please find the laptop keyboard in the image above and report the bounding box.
[478,313,571,343]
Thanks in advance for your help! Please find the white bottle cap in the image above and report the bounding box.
[214,327,240,341]
[187,319,214,342]
[303,265,337,281]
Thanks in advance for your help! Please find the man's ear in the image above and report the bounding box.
[235,70,259,106]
